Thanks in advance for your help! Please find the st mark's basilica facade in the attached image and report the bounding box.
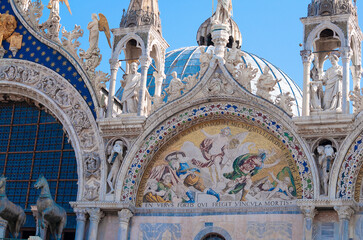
[1,0,363,239]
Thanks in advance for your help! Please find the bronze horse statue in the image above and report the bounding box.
[0,175,26,238]
[34,175,67,240]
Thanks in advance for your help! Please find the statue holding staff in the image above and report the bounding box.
[213,0,233,24]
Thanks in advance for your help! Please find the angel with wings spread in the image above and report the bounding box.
[80,13,111,66]
[191,127,252,188]
[47,0,72,19]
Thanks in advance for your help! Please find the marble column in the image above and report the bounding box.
[300,50,313,116]
[107,59,121,118]
[0,218,7,238]
[118,209,134,240]
[138,56,152,116]
[335,206,355,240]
[340,47,352,114]
[74,208,87,240]
[300,205,317,240]
[87,208,104,240]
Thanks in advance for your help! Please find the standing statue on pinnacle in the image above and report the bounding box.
[213,0,233,24]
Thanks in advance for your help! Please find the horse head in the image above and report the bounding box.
[34,175,47,189]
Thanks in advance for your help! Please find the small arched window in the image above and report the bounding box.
[202,233,226,240]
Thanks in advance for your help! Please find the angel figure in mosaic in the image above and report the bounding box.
[222,151,280,201]
[191,127,251,188]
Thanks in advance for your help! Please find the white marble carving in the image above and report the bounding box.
[311,53,343,112]
[316,145,335,196]
[275,92,295,115]
[225,42,244,74]
[84,181,100,201]
[205,73,234,95]
[120,62,141,113]
[234,63,257,92]
[79,14,110,76]
[107,140,125,194]
[183,73,199,92]
[256,66,280,102]
[199,47,213,77]
[213,0,232,24]
[26,0,44,30]
[349,87,363,113]
[164,72,184,102]
[61,25,84,61]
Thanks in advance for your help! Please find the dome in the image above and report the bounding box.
[197,17,242,48]
[116,46,303,116]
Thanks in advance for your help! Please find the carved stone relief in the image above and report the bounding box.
[313,139,336,196]
[0,61,102,201]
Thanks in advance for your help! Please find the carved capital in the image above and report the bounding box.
[87,208,104,223]
[300,50,313,64]
[334,206,355,220]
[139,56,152,68]
[300,206,317,219]
[340,47,353,62]
[74,208,87,222]
[118,209,133,224]
[109,59,121,71]
[153,72,166,82]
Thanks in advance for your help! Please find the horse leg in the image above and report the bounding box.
[56,218,67,240]
[15,211,26,238]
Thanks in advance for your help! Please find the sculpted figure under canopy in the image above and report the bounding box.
[310,53,342,111]
[121,62,141,113]
[213,0,233,24]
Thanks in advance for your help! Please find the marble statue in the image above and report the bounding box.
[316,145,335,195]
[40,0,71,42]
[321,53,343,111]
[311,53,343,111]
[199,47,212,77]
[107,140,125,194]
[275,92,295,115]
[213,0,233,24]
[256,66,280,102]
[121,62,141,113]
[46,0,71,17]
[34,175,67,240]
[19,0,31,12]
[0,175,26,239]
[165,72,184,101]
[79,13,111,75]
[225,42,244,73]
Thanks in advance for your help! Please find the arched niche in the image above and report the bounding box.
[0,60,105,201]
[116,101,316,203]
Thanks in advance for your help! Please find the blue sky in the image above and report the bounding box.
[54,0,363,91]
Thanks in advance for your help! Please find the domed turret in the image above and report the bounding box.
[196,17,242,48]
[308,0,357,17]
